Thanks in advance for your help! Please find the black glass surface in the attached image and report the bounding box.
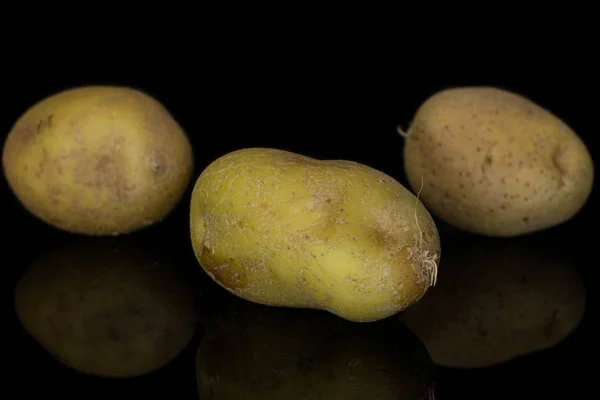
[4,55,595,400]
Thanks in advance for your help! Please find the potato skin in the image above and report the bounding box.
[2,85,193,235]
[189,147,440,322]
[403,86,594,237]
[403,236,586,368]
[14,237,197,378]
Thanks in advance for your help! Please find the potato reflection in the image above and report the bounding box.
[403,235,586,368]
[196,294,435,400]
[14,235,197,378]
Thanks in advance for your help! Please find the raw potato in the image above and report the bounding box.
[403,236,586,368]
[2,85,194,235]
[402,86,594,237]
[196,293,436,400]
[189,147,440,323]
[14,236,197,378]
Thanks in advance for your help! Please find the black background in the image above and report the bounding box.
[3,31,597,400]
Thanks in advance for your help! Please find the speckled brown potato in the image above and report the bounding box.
[196,293,436,399]
[190,147,440,323]
[403,236,586,368]
[2,85,194,235]
[14,236,197,378]
[402,86,594,237]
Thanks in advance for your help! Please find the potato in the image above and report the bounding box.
[189,147,440,322]
[14,236,197,378]
[2,85,193,235]
[402,235,586,368]
[196,293,436,399]
[401,86,594,237]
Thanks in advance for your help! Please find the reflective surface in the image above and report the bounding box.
[5,213,591,399]
[14,236,197,378]
[197,293,434,399]
[403,234,586,369]
[4,68,595,399]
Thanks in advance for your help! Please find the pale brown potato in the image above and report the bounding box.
[189,147,440,323]
[2,85,193,235]
[403,236,586,368]
[14,236,197,378]
[402,86,594,237]
[196,293,436,399]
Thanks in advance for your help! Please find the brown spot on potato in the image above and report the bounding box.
[49,187,61,197]
[151,151,166,176]
[199,245,249,290]
[369,226,399,250]
[92,154,128,201]
[66,137,136,203]
[33,148,50,178]
[36,114,54,135]
[308,185,348,231]
[6,123,36,157]
[97,155,111,172]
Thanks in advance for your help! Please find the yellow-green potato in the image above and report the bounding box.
[196,293,436,399]
[189,147,440,323]
[401,86,594,237]
[403,236,586,368]
[14,236,197,378]
[2,85,193,235]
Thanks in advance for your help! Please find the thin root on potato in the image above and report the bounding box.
[397,124,438,286]
[397,125,411,138]
[407,175,438,287]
